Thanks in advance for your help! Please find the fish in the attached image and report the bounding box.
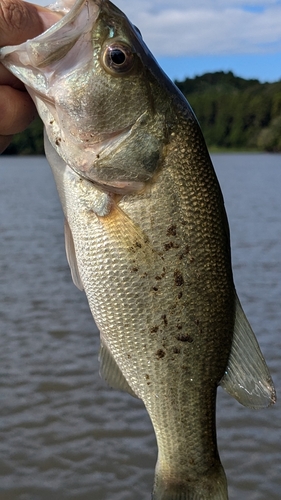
[0,1,276,498]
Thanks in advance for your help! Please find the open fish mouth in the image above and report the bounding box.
[0,0,100,84]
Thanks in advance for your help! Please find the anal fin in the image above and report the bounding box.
[220,293,276,409]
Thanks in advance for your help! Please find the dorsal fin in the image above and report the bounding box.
[220,293,276,409]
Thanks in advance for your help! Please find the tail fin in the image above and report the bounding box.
[152,460,228,500]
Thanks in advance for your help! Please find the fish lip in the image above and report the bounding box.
[35,0,101,36]
[29,0,100,68]
[37,0,88,34]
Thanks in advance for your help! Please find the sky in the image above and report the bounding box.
[28,0,281,83]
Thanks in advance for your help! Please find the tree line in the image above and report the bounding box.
[4,71,281,155]
[176,71,281,152]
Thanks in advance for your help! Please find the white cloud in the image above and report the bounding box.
[137,6,281,56]
[27,0,281,56]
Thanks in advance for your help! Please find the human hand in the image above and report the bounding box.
[0,0,44,153]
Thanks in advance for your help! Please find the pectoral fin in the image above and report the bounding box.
[220,293,276,409]
[99,336,138,398]
[64,218,84,291]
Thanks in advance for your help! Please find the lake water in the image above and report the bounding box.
[0,153,280,500]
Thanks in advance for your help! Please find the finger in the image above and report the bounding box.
[0,134,13,154]
[0,85,37,135]
[0,0,44,46]
[0,62,25,89]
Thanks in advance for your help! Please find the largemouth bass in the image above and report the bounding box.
[1,1,276,498]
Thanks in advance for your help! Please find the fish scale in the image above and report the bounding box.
[0,0,275,498]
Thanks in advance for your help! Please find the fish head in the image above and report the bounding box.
[1,0,179,194]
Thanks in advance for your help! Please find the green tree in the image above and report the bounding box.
[4,117,44,155]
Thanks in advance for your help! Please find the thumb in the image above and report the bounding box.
[0,0,46,153]
[0,1,62,154]
[0,0,45,46]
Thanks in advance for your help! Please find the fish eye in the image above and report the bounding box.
[102,43,135,75]
[110,48,126,65]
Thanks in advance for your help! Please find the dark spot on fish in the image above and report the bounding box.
[176,333,194,343]
[166,224,177,236]
[132,267,139,272]
[135,242,142,248]
[164,242,174,251]
[173,347,181,354]
[155,275,162,280]
[162,314,168,326]
[174,270,184,286]
[127,354,131,358]
[176,324,182,330]
[49,120,54,125]
[155,349,165,359]
[55,138,61,146]
[164,242,179,251]
[96,154,100,159]
[147,381,151,386]
[152,286,158,292]
[145,374,150,380]
[178,291,183,299]
[150,326,159,333]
